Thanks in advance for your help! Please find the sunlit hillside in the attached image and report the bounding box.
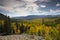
[0,13,60,40]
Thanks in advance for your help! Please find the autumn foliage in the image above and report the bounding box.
[0,15,60,40]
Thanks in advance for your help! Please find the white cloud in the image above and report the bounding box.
[38,0,50,2]
[0,0,40,17]
[0,0,59,17]
[23,0,37,2]
[40,5,46,8]
[56,3,60,6]
[50,9,60,13]
[26,3,39,12]
[49,9,60,15]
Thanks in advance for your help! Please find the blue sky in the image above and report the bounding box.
[0,0,60,17]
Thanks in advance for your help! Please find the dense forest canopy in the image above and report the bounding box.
[0,13,60,40]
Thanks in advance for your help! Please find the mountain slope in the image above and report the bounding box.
[0,13,7,20]
[12,15,60,20]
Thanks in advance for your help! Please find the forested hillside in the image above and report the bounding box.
[0,13,60,40]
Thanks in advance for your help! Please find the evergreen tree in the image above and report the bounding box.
[4,16,11,35]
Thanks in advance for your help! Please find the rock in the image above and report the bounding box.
[0,34,45,40]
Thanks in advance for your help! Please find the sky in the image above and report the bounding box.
[0,0,60,17]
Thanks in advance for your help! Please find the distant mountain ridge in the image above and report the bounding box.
[12,15,60,20]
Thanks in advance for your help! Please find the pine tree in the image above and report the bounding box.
[4,16,11,35]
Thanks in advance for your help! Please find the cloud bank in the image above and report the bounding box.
[0,0,60,17]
